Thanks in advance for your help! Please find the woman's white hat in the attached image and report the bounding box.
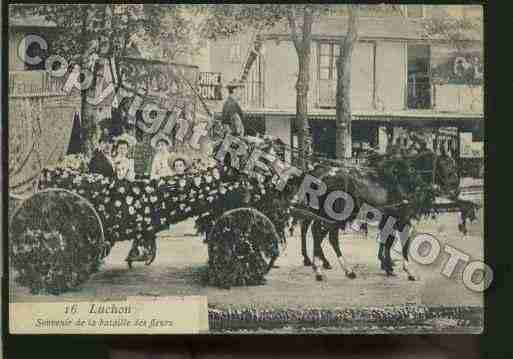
[150,133,173,150]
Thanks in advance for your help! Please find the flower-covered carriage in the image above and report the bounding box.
[9,135,293,294]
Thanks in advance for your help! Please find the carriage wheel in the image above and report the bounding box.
[9,188,106,295]
[207,207,282,289]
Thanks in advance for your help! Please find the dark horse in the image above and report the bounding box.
[288,150,465,281]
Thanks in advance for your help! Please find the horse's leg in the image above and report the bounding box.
[400,235,417,281]
[458,211,468,238]
[312,221,329,281]
[318,223,332,269]
[396,225,419,281]
[301,219,313,266]
[382,234,396,276]
[376,231,387,271]
[320,250,332,270]
[328,226,356,279]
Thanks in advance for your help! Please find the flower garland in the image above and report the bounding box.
[53,154,89,172]
[208,305,482,332]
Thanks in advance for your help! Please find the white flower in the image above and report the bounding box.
[129,206,135,215]
[150,196,157,203]
[133,187,141,195]
[126,196,134,205]
[144,207,150,214]
[115,200,121,207]
[119,187,126,194]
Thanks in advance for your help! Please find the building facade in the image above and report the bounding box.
[206,5,484,175]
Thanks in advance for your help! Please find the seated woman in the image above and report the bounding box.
[111,134,136,181]
[89,135,115,178]
[171,157,188,176]
[150,136,174,180]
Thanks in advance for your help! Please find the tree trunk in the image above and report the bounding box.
[79,6,98,159]
[80,74,98,159]
[80,5,114,159]
[295,52,310,169]
[288,7,313,170]
[335,5,359,159]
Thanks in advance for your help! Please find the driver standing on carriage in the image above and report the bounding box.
[222,79,245,136]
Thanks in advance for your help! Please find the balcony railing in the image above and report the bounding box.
[9,70,68,96]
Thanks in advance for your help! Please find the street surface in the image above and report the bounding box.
[12,204,484,310]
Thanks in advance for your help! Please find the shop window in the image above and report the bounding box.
[241,53,264,108]
[407,44,431,109]
[318,42,340,107]
[319,42,340,81]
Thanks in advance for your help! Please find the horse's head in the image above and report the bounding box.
[412,151,460,199]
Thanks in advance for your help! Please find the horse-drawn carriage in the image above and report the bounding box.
[9,55,480,295]
[9,125,480,295]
